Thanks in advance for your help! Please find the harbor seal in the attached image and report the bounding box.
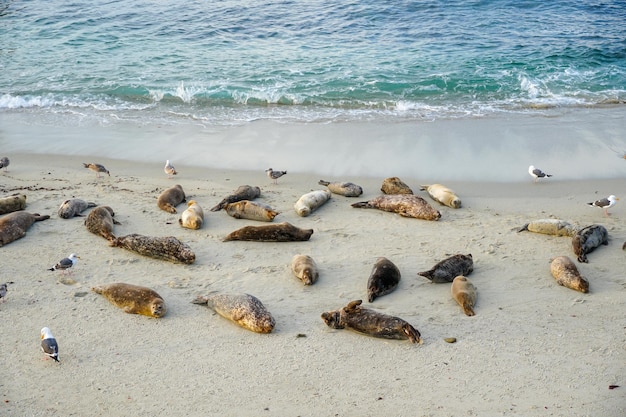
[0,211,50,247]
[318,180,363,197]
[291,254,319,285]
[224,200,280,222]
[351,194,441,221]
[381,177,413,195]
[321,300,422,344]
[157,184,186,214]
[419,184,462,209]
[550,256,589,293]
[179,200,204,230]
[451,276,477,316]
[367,257,401,302]
[92,282,166,318]
[192,292,275,333]
[84,206,119,241]
[572,224,608,263]
[517,219,580,237]
[418,253,474,283]
[294,190,331,217]
[210,185,261,212]
[223,222,313,242]
[109,234,196,264]
[0,193,27,215]
[58,198,96,219]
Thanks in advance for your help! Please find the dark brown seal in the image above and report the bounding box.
[572,224,608,263]
[84,206,120,241]
[223,222,313,242]
[58,198,96,219]
[381,177,413,195]
[157,184,186,213]
[210,185,261,212]
[92,282,166,318]
[351,194,441,221]
[550,256,589,293]
[321,300,421,344]
[418,254,474,283]
[109,234,196,264]
[0,193,27,215]
[367,257,401,302]
[451,276,477,316]
[0,211,50,247]
[192,292,275,333]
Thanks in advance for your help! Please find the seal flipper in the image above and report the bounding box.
[351,202,373,209]
[417,270,434,281]
[402,323,422,344]
[517,224,530,233]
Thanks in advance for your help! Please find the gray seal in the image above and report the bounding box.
[0,211,50,247]
[572,224,608,263]
[192,292,276,333]
[211,185,261,212]
[352,194,441,221]
[418,253,474,283]
[223,222,313,242]
[58,198,96,219]
[366,257,401,302]
[109,234,196,264]
[318,180,363,197]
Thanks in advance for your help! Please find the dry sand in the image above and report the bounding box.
[0,154,624,416]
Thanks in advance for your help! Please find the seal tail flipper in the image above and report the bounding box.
[351,202,372,209]
[91,286,104,294]
[517,224,530,233]
[417,270,434,281]
[33,214,51,222]
[403,323,422,344]
[191,295,209,305]
[318,180,330,186]
[418,185,430,191]
[210,200,226,212]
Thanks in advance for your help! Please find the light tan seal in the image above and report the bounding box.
[294,190,332,217]
[381,177,413,195]
[157,184,186,213]
[517,219,580,237]
[291,254,319,285]
[109,234,196,264]
[550,256,589,293]
[223,222,313,242]
[179,200,204,229]
[367,257,401,302]
[192,292,276,333]
[420,184,462,209]
[321,300,422,344]
[92,282,166,318]
[0,211,50,247]
[224,200,279,222]
[451,276,477,316]
[58,198,97,219]
[84,206,120,241]
[210,185,261,212]
[318,180,363,197]
[351,194,441,221]
[0,193,27,215]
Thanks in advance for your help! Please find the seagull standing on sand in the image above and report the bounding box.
[0,156,9,172]
[83,162,110,178]
[164,160,177,178]
[48,253,80,274]
[40,327,60,362]
[265,168,287,184]
[528,165,552,183]
[0,283,7,303]
[587,195,619,216]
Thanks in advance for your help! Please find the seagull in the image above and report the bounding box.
[587,195,619,216]
[41,327,60,362]
[528,165,552,183]
[48,253,80,274]
[83,163,110,178]
[164,160,177,178]
[265,168,287,184]
[0,156,9,172]
[0,283,7,303]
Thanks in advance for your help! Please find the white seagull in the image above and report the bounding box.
[40,327,60,362]
[528,165,552,183]
[0,156,9,172]
[265,168,287,184]
[164,160,177,178]
[587,195,619,216]
[48,253,80,274]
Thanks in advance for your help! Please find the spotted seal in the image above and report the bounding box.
[418,253,474,283]
[291,254,319,285]
[318,180,363,197]
[58,198,97,219]
[0,211,50,247]
[179,200,204,230]
[0,193,27,215]
[192,292,276,333]
[381,177,413,195]
[92,282,166,318]
[157,184,186,214]
[419,184,462,209]
[109,234,196,264]
[223,222,313,242]
[550,256,589,293]
[351,194,441,221]
[451,276,477,316]
[294,190,331,217]
[367,257,401,302]
[572,224,608,263]
[321,300,422,344]
[224,200,279,222]
[84,206,119,241]
[517,219,580,237]
[210,185,261,212]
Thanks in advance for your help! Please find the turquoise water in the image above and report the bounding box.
[1,0,625,125]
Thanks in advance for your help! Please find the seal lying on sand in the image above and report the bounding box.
[157,184,186,214]
[291,254,319,285]
[517,219,580,237]
[0,211,50,247]
[420,184,462,209]
[92,282,166,318]
[572,224,608,263]
[367,257,401,302]
[381,177,413,195]
[321,300,422,344]
[418,254,474,283]
[210,185,261,212]
[352,194,441,221]
[0,194,27,215]
[192,292,276,333]
[58,198,96,219]
[224,200,279,222]
[294,190,331,217]
[451,276,477,316]
[85,206,119,241]
[318,180,363,197]
[550,256,589,293]
[110,234,196,264]
[223,222,313,242]
[179,200,204,230]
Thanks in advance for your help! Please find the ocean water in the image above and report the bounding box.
[1,0,626,180]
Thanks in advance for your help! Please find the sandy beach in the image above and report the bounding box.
[0,149,624,417]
